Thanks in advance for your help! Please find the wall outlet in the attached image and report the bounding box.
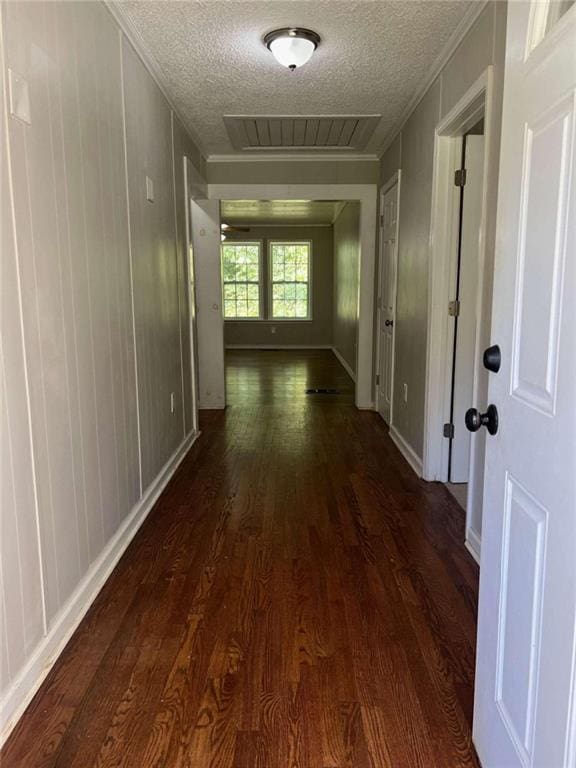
[170,392,175,413]
[271,326,276,334]
[403,383,408,403]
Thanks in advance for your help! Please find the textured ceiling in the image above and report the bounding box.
[221,199,343,225]
[120,0,477,157]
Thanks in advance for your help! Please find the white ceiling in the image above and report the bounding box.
[221,199,344,225]
[119,0,478,158]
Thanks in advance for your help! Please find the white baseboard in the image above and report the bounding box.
[331,346,357,382]
[0,431,198,746]
[465,527,481,565]
[389,425,423,478]
[199,403,226,410]
[225,344,332,350]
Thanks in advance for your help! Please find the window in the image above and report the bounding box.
[221,242,262,319]
[270,241,311,319]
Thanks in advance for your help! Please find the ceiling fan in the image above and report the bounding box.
[220,223,251,241]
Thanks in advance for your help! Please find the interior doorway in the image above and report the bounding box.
[446,124,485,502]
[423,68,496,563]
[376,172,400,425]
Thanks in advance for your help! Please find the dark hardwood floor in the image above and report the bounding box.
[1,350,480,767]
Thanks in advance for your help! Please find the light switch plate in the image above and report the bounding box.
[145,175,154,202]
[8,68,31,125]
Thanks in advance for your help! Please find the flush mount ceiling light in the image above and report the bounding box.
[263,28,321,71]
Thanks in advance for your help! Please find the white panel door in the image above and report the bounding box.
[377,182,398,425]
[450,135,485,483]
[474,3,576,767]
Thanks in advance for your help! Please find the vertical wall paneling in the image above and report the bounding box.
[122,37,184,489]
[0,4,45,696]
[333,203,361,375]
[378,1,506,461]
[1,0,204,741]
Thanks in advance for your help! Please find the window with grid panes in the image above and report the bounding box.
[221,242,262,319]
[270,242,311,319]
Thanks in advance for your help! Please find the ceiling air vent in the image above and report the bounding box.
[223,115,381,152]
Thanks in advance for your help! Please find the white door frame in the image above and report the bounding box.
[375,171,401,426]
[423,67,495,558]
[183,157,200,435]
[208,183,378,410]
[422,66,495,532]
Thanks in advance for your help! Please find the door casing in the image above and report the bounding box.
[375,171,401,426]
[422,67,496,562]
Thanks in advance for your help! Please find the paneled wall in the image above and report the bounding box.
[333,203,361,375]
[0,0,205,739]
[224,226,334,348]
[379,1,507,459]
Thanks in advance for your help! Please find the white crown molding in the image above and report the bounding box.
[378,0,489,158]
[206,152,380,163]
[104,0,208,161]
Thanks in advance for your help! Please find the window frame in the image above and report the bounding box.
[221,239,264,321]
[268,240,313,322]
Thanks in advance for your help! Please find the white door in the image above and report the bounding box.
[474,3,576,767]
[184,157,200,435]
[377,181,399,425]
[450,134,485,483]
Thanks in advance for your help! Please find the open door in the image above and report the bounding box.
[449,132,485,484]
[183,157,200,434]
[473,2,576,766]
[376,177,399,425]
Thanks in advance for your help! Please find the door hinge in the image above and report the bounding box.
[380,214,384,227]
[443,422,455,439]
[454,168,467,187]
[375,374,380,385]
[448,299,461,317]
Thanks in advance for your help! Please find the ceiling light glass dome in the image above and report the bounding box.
[264,28,321,71]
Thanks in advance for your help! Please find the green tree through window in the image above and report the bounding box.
[270,242,311,319]
[221,242,261,318]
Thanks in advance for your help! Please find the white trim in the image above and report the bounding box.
[104,1,207,160]
[378,1,489,157]
[209,184,377,410]
[465,527,482,565]
[375,172,401,427]
[0,431,199,746]
[332,346,357,383]
[423,67,493,483]
[225,344,332,350]
[207,153,380,163]
[389,426,423,478]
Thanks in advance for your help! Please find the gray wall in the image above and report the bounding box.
[208,159,380,185]
[0,0,205,733]
[224,226,334,347]
[333,203,361,375]
[379,1,507,459]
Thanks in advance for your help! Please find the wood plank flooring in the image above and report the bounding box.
[1,350,480,767]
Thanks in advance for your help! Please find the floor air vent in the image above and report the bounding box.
[305,388,340,395]
[224,115,381,152]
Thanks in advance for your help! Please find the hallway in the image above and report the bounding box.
[1,351,479,767]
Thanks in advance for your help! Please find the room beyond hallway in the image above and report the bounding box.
[0,351,480,767]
